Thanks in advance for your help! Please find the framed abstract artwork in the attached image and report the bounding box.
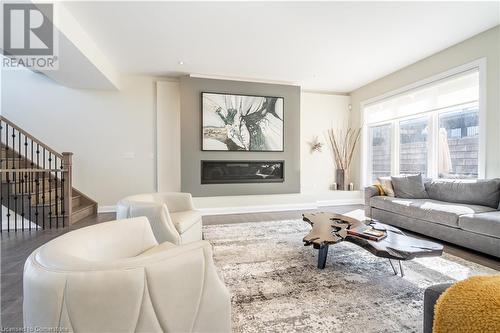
[202,92,284,151]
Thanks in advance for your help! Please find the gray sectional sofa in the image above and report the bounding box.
[365,178,500,258]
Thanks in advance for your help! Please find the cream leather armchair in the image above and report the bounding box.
[23,217,231,333]
[116,192,202,245]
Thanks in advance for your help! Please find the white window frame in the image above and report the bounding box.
[360,58,486,187]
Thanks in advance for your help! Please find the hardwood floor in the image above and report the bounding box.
[1,206,499,328]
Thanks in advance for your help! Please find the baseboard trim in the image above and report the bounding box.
[98,199,364,215]
[98,205,117,213]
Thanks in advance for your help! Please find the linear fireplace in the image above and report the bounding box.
[201,160,284,184]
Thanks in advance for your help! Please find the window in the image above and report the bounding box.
[363,64,483,184]
[368,124,392,183]
[438,107,479,178]
[399,117,428,176]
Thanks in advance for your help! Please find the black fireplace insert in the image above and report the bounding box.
[201,160,284,184]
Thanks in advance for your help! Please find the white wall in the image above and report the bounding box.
[2,69,159,207]
[156,80,181,192]
[349,26,500,187]
[300,92,350,192]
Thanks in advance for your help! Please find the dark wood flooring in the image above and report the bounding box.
[2,205,499,328]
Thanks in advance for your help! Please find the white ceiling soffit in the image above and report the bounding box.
[63,1,499,92]
[37,2,121,90]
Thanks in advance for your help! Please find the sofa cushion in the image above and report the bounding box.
[459,211,500,238]
[170,210,202,233]
[425,179,500,209]
[370,196,495,228]
[391,174,429,199]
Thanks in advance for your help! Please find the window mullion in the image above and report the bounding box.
[426,113,436,179]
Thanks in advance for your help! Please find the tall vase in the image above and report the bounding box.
[336,169,346,191]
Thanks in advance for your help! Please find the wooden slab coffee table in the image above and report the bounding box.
[302,212,443,275]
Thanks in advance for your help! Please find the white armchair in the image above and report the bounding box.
[23,217,231,333]
[116,192,202,245]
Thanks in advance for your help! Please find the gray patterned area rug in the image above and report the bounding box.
[203,219,497,333]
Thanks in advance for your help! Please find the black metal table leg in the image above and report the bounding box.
[317,245,329,269]
[388,259,405,277]
[388,259,398,275]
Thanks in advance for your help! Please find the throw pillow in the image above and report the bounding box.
[373,184,386,196]
[377,176,395,197]
[391,174,429,199]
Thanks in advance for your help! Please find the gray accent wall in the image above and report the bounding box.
[180,76,300,197]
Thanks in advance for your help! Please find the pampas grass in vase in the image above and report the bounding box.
[326,128,361,190]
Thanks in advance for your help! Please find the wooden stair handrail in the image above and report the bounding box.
[0,116,63,159]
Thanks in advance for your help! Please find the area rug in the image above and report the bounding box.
[203,219,498,333]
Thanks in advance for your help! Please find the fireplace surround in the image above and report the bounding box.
[201,160,284,184]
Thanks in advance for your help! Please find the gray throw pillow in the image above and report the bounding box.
[391,174,429,199]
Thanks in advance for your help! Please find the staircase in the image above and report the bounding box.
[0,116,97,232]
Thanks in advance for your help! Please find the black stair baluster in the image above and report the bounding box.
[48,152,52,229]
[12,128,17,232]
[24,135,28,228]
[20,135,25,231]
[5,123,8,162]
[29,138,33,229]
[24,135,28,224]
[18,130,22,219]
[59,158,63,228]
[35,169,39,229]
[35,144,40,227]
[54,157,58,227]
[24,134,28,169]
[42,148,45,229]
[58,158,62,228]
[6,172,10,232]
[6,124,10,232]
[21,169,24,232]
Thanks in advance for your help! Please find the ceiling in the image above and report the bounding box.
[64,1,499,92]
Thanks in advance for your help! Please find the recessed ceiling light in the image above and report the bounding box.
[178,61,184,65]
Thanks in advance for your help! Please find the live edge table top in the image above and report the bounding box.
[302,212,444,262]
